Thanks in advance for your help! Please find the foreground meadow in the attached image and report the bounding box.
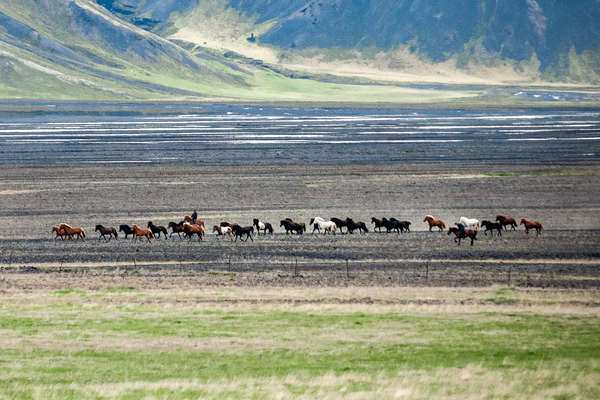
[0,284,598,399]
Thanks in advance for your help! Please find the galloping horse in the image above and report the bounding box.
[119,224,135,239]
[213,225,233,240]
[167,221,185,238]
[253,219,273,235]
[458,216,480,230]
[52,226,70,240]
[231,224,254,241]
[520,218,543,235]
[424,215,446,232]
[481,220,503,237]
[147,221,168,239]
[330,218,347,234]
[183,223,205,241]
[345,218,368,234]
[391,218,411,233]
[371,217,386,233]
[280,219,305,235]
[184,215,205,229]
[131,224,153,242]
[448,225,478,246]
[310,217,338,234]
[95,224,118,240]
[496,215,517,231]
[59,224,86,240]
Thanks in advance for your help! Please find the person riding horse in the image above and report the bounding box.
[191,210,198,224]
[456,223,466,238]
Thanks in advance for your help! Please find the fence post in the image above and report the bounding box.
[508,265,512,286]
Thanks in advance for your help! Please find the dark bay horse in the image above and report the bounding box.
[167,221,185,238]
[345,218,368,234]
[371,217,386,232]
[496,215,517,231]
[95,224,118,240]
[330,217,347,234]
[280,219,305,235]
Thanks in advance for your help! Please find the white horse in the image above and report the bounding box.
[309,217,338,234]
[458,216,480,230]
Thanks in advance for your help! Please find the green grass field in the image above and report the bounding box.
[0,286,598,399]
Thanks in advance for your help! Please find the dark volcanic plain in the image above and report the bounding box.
[1,162,599,290]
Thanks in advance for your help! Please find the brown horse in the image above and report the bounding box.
[496,215,517,231]
[131,224,153,242]
[448,226,478,246]
[52,226,70,240]
[183,215,205,229]
[424,215,446,232]
[213,225,232,240]
[183,223,205,240]
[95,224,118,240]
[58,223,86,240]
[520,218,543,235]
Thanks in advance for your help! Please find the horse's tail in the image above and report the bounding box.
[81,229,86,238]
[114,231,118,238]
[441,221,446,229]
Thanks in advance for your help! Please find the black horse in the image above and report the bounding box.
[481,220,503,237]
[253,219,273,235]
[330,217,347,234]
[119,224,134,239]
[345,218,369,234]
[231,224,254,241]
[390,218,411,233]
[371,217,386,232]
[147,221,168,239]
[95,224,118,240]
[280,219,305,235]
[220,221,232,228]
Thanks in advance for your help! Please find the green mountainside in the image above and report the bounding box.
[0,0,598,103]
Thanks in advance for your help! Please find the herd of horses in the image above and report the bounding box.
[51,213,542,246]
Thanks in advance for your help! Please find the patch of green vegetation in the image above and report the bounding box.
[486,287,518,304]
[105,286,136,292]
[53,289,86,296]
[207,271,237,278]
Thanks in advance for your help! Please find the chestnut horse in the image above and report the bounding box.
[131,224,153,242]
[52,226,70,240]
[58,224,86,240]
[496,215,517,231]
[184,215,205,229]
[183,223,205,240]
[448,226,477,246]
[520,218,543,235]
[424,215,446,232]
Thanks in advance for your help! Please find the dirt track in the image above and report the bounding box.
[1,162,599,290]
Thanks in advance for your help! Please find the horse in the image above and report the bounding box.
[496,215,517,231]
[458,216,480,230]
[59,223,86,241]
[131,224,153,242]
[481,220,502,237]
[330,217,347,234]
[147,221,168,239]
[183,223,205,241]
[520,218,543,235]
[253,219,273,235]
[51,226,70,240]
[448,225,478,246]
[310,217,338,234]
[345,218,368,234]
[95,224,118,240]
[390,218,411,233]
[381,217,400,233]
[184,215,205,229]
[213,225,233,240]
[220,221,232,228]
[167,221,186,238]
[424,215,446,232]
[280,219,305,235]
[119,224,135,239]
[371,217,386,233]
[231,224,254,241]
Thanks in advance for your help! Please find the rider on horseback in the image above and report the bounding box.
[191,210,198,224]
